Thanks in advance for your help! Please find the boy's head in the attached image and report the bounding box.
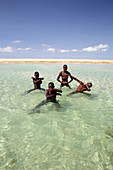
[34,72,39,77]
[63,65,68,71]
[87,82,92,88]
[48,82,55,89]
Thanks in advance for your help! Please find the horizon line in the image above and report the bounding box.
[0,58,113,64]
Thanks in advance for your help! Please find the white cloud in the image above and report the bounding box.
[42,43,50,48]
[82,47,98,52]
[101,48,107,52]
[82,44,108,52]
[59,49,70,53]
[47,48,56,52]
[12,40,22,43]
[97,44,108,49]
[0,46,13,52]
[42,43,108,53]
[72,49,78,52]
[17,47,31,51]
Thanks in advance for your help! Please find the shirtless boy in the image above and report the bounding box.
[57,65,73,88]
[32,71,45,90]
[33,82,62,110]
[26,71,45,94]
[46,82,62,102]
[67,75,92,96]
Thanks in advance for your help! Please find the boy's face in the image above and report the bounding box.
[34,73,39,77]
[63,66,67,71]
[87,83,92,87]
[48,83,54,89]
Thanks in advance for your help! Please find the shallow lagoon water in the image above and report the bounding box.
[0,63,113,170]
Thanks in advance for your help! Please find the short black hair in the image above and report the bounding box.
[34,72,39,77]
[88,82,92,87]
[48,82,55,88]
[63,64,67,67]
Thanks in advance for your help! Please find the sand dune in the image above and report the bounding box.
[0,58,113,64]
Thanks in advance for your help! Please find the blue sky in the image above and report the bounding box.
[0,0,113,59]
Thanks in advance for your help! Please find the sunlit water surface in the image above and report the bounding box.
[0,63,113,170]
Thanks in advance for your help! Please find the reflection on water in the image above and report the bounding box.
[0,63,113,169]
[105,128,113,138]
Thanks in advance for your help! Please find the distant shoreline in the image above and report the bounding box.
[0,59,113,64]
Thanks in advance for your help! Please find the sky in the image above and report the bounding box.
[0,0,113,60]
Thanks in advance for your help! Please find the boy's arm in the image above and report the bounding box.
[32,77,37,84]
[54,89,62,93]
[56,93,62,96]
[68,74,73,83]
[57,72,62,83]
[82,83,91,91]
[32,78,44,84]
[32,77,35,80]
[54,89,62,96]
[33,79,40,83]
[85,84,91,91]
[46,90,55,98]
[40,77,44,80]
[70,75,83,84]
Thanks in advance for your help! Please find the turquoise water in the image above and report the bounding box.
[0,63,113,170]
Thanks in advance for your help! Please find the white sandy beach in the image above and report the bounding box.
[0,58,113,64]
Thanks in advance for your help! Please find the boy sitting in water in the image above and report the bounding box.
[32,71,45,90]
[33,82,62,110]
[26,71,45,94]
[46,82,62,102]
[67,75,92,96]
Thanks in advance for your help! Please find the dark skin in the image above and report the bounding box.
[67,75,92,96]
[32,83,62,111]
[57,65,73,89]
[46,83,62,101]
[32,72,44,89]
[25,72,45,94]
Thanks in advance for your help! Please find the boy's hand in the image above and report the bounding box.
[80,81,83,84]
[83,82,86,85]
[49,89,54,93]
[40,77,44,80]
[56,93,62,96]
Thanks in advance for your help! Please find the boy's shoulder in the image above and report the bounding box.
[66,71,70,74]
[59,71,63,74]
